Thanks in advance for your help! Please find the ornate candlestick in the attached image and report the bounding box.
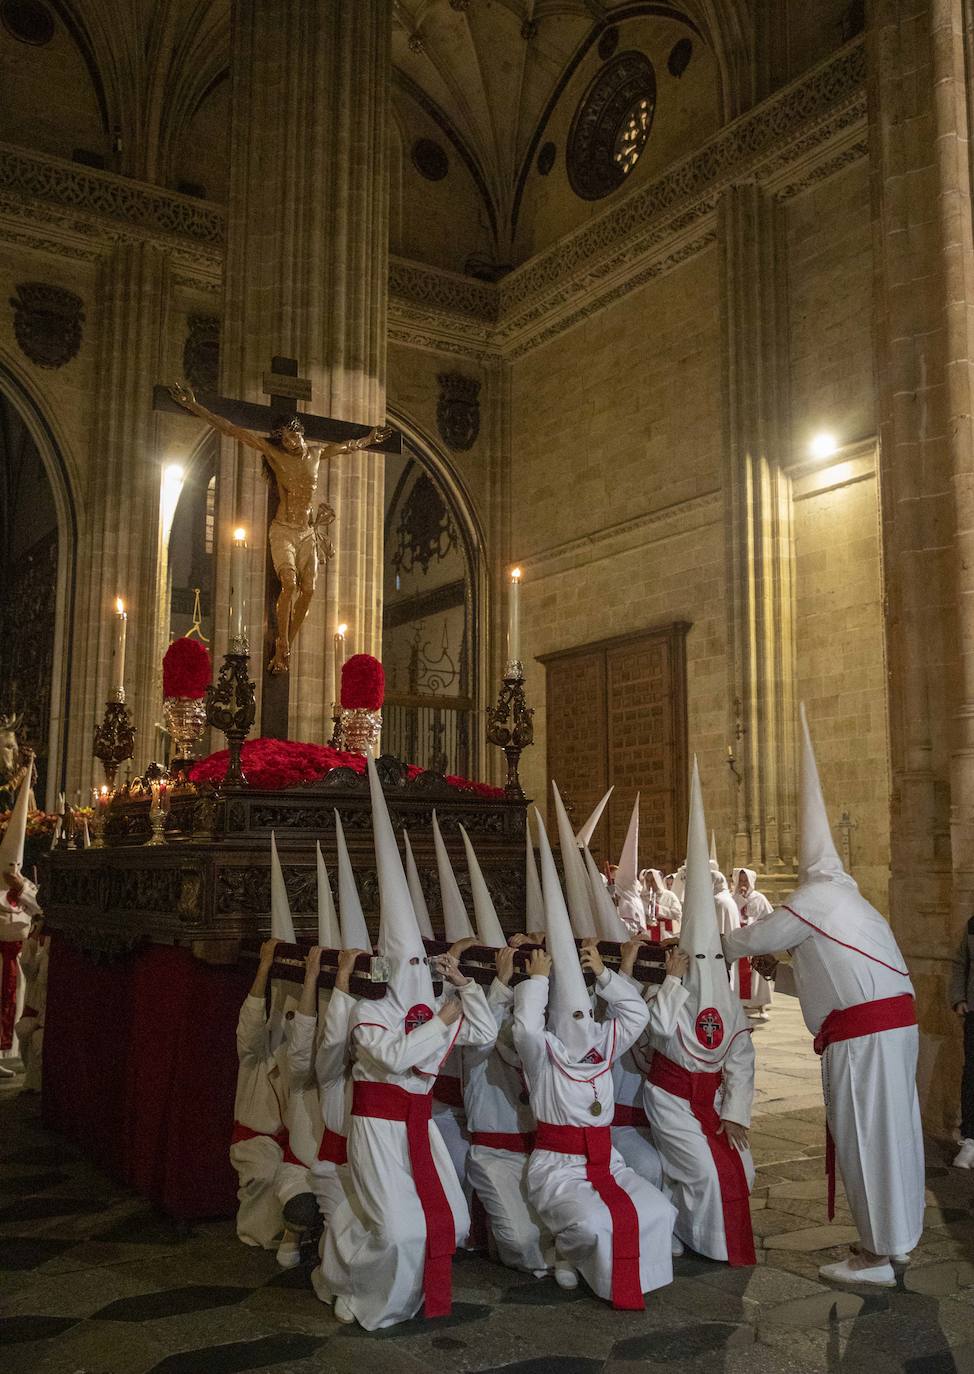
[91,786,109,849]
[205,645,256,788]
[93,691,136,789]
[145,781,168,846]
[486,659,534,799]
[329,701,342,750]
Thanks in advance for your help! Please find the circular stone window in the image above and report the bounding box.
[412,137,449,182]
[567,51,656,201]
[1,0,55,45]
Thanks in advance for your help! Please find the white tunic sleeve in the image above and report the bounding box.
[596,969,650,1056]
[645,974,690,1039]
[236,994,269,1065]
[314,988,357,1090]
[452,979,499,1049]
[285,1009,318,1087]
[718,1027,755,1127]
[723,906,810,961]
[512,975,549,1083]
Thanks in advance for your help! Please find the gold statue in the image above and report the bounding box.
[168,384,391,675]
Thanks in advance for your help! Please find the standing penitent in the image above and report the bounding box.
[723,706,924,1286]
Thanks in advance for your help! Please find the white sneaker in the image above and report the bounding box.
[818,1257,896,1287]
[0,1064,15,1079]
[333,1296,356,1325]
[952,1138,974,1169]
[755,1011,770,1023]
[554,1263,579,1290]
[671,1236,685,1257]
[275,1238,302,1269]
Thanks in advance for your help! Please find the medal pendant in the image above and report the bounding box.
[590,1100,602,1118]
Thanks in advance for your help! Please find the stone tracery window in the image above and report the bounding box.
[567,51,657,201]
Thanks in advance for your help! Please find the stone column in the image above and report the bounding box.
[69,241,171,793]
[218,0,390,742]
[719,182,799,882]
[867,0,974,1127]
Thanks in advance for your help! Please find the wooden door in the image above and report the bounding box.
[540,624,689,872]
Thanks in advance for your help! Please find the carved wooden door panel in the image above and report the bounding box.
[543,648,608,854]
[540,624,688,872]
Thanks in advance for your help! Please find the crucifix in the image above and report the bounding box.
[155,358,401,740]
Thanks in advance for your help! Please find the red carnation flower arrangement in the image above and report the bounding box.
[341,654,385,711]
[163,637,212,699]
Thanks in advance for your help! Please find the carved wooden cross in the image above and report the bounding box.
[155,357,401,740]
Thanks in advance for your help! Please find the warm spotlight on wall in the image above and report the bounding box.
[809,432,838,460]
[161,463,186,542]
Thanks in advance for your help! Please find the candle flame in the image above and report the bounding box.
[115,597,125,615]
[100,785,108,796]
[511,567,522,583]
[233,527,247,543]
[337,623,348,636]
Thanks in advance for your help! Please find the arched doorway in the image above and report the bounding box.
[0,367,77,808]
[381,415,486,778]
[167,432,217,646]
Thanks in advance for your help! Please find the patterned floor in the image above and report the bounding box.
[2,999,973,1374]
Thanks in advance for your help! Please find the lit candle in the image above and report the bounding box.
[229,528,248,646]
[110,598,127,696]
[334,623,348,705]
[508,567,522,669]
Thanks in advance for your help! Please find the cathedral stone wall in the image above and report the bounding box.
[511,249,732,857]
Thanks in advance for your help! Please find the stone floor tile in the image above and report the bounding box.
[764,1223,860,1252]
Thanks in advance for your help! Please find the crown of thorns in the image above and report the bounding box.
[269,413,305,438]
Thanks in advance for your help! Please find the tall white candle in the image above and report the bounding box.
[334,623,347,705]
[111,598,127,695]
[229,528,248,646]
[508,567,522,669]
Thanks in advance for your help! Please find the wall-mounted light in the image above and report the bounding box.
[809,432,838,461]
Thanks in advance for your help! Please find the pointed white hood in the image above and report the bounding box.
[574,787,613,848]
[678,759,741,1065]
[432,810,474,942]
[709,830,719,871]
[732,868,757,910]
[368,754,435,1009]
[0,770,31,874]
[316,842,340,948]
[615,794,643,927]
[535,808,600,1062]
[334,812,372,950]
[267,832,298,1047]
[552,781,598,939]
[583,845,629,942]
[402,829,435,940]
[460,826,506,948]
[525,823,544,935]
[269,832,296,944]
[784,705,909,973]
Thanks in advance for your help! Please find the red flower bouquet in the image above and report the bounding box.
[163,637,212,700]
[341,654,385,711]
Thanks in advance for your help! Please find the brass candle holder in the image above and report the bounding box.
[93,691,136,789]
[205,648,256,788]
[91,793,109,849]
[486,661,534,799]
[145,784,168,846]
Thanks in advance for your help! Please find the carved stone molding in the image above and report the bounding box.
[520,489,722,583]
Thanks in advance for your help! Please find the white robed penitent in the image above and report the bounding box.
[641,761,756,1265]
[513,799,676,1308]
[317,755,496,1330]
[229,832,297,1250]
[459,825,554,1275]
[722,707,924,1263]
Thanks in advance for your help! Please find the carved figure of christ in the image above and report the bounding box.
[166,383,392,675]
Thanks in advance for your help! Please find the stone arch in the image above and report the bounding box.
[0,355,79,808]
[384,406,489,779]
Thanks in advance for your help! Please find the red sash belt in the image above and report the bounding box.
[812,994,917,1219]
[612,1103,649,1129]
[739,959,753,1000]
[432,1074,464,1108]
[230,1121,288,1150]
[470,1129,535,1152]
[352,1081,455,1318]
[0,940,21,1052]
[534,1121,644,1310]
[316,1127,348,1165]
[647,1053,755,1267]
